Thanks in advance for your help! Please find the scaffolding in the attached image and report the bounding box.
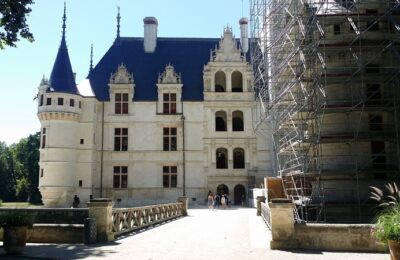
[250,0,400,223]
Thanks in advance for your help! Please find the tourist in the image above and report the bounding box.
[221,194,227,209]
[214,194,220,208]
[72,194,80,208]
[207,193,214,210]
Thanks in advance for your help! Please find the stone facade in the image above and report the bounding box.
[36,18,274,207]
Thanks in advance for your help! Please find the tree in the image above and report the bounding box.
[0,0,34,49]
[0,142,16,201]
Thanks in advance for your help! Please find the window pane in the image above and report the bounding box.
[115,93,121,101]
[70,99,75,107]
[163,128,169,135]
[122,103,128,114]
[58,98,64,105]
[171,175,177,187]
[171,137,177,151]
[122,128,128,135]
[121,175,127,188]
[113,175,120,188]
[115,103,121,114]
[163,103,169,114]
[163,175,170,188]
[163,166,169,173]
[163,93,169,101]
[171,128,177,135]
[163,137,169,151]
[122,137,128,151]
[121,166,128,173]
[122,93,129,101]
[114,137,121,151]
[46,98,52,105]
[171,103,176,113]
[113,166,120,173]
[171,166,177,173]
[115,128,121,135]
[171,94,176,101]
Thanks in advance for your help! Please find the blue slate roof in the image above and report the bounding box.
[49,38,78,94]
[88,37,249,101]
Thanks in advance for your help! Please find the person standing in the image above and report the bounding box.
[207,193,214,210]
[221,194,227,209]
[72,195,80,208]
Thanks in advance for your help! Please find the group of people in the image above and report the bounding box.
[207,191,229,210]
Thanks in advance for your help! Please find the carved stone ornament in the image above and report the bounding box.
[158,64,181,84]
[212,27,243,62]
[110,63,134,84]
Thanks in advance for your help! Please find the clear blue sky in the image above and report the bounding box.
[0,0,250,145]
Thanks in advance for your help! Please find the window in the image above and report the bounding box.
[231,71,243,92]
[80,139,84,145]
[113,166,128,188]
[41,128,46,148]
[46,97,52,106]
[79,101,82,109]
[232,111,244,131]
[215,111,227,131]
[215,71,226,92]
[40,169,44,178]
[163,93,177,114]
[163,166,177,188]
[163,128,177,151]
[366,9,379,31]
[57,97,64,106]
[371,141,386,171]
[39,95,44,106]
[366,64,379,74]
[114,128,128,151]
[366,84,381,105]
[233,148,245,169]
[115,93,129,114]
[369,115,383,131]
[334,24,341,35]
[78,180,82,187]
[216,148,228,169]
[69,99,75,107]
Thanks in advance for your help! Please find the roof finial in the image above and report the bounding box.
[116,6,121,38]
[62,2,67,41]
[88,44,94,76]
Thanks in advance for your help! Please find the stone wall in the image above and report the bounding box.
[268,200,388,252]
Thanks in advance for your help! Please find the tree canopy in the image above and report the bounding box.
[0,132,42,204]
[0,0,34,49]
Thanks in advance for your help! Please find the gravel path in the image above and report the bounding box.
[0,207,389,259]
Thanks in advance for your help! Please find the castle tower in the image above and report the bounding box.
[37,3,82,207]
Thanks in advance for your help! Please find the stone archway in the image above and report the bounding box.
[217,184,229,196]
[234,184,246,205]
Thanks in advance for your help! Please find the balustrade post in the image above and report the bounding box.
[178,196,188,216]
[87,198,114,243]
[256,196,266,216]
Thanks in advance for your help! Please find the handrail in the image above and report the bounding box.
[260,202,271,230]
[111,202,184,236]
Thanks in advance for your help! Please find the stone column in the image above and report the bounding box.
[87,198,114,242]
[178,196,189,216]
[256,196,266,216]
[269,198,297,249]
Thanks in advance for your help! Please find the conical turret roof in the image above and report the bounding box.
[49,3,78,94]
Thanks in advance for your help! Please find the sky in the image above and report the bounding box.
[0,0,250,145]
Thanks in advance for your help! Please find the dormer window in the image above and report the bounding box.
[157,64,183,114]
[115,93,129,114]
[215,71,226,92]
[163,93,176,114]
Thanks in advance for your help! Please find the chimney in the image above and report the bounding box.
[239,18,249,53]
[143,17,158,53]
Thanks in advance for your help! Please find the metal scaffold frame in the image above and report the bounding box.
[250,0,400,223]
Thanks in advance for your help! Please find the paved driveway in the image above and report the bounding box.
[0,207,389,259]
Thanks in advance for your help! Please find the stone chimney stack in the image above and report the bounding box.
[143,17,158,53]
[239,18,249,53]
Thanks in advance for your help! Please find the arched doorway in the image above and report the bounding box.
[217,184,229,196]
[234,184,246,206]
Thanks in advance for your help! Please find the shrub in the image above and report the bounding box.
[0,211,35,228]
[373,204,400,243]
[370,182,400,208]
